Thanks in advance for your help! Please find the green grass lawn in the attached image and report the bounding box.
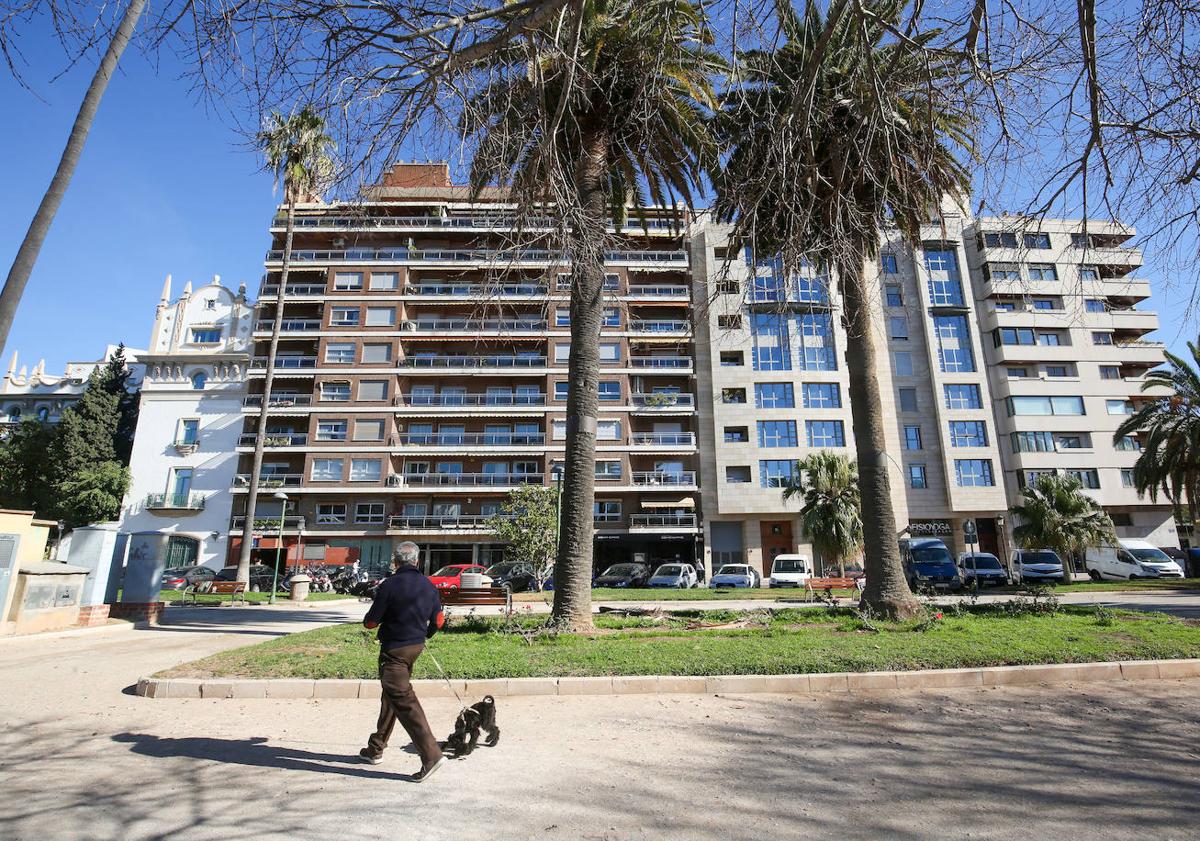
[1025,578,1200,593]
[514,587,858,602]
[159,605,1200,680]
[159,589,357,605]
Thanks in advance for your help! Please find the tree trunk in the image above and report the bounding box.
[550,128,608,631]
[0,0,147,352]
[839,259,921,619]
[236,203,296,583]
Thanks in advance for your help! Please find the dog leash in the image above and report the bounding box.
[425,649,467,711]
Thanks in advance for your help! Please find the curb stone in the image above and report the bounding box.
[135,658,1200,700]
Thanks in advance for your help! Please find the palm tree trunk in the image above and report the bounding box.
[0,0,147,352]
[551,128,608,631]
[236,202,296,582]
[839,259,921,619]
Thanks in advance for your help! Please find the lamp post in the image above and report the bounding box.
[269,490,288,605]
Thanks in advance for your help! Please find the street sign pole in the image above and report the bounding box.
[963,519,978,592]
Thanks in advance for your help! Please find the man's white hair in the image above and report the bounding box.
[395,541,421,566]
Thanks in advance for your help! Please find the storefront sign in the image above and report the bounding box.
[908,520,952,537]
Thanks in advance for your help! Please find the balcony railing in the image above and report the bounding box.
[250,356,318,369]
[630,432,696,446]
[747,282,830,305]
[631,393,695,409]
[238,433,308,447]
[405,318,548,332]
[631,471,696,486]
[627,285,690,297]
[145,492,207,510]
[242,395,314,408]
[594,513,623,524]
[394,433,546,446]
[387,514,514,530]
[629,357,692,369]
[258,284,327,296]
[265,247,687,265]
[404,283,548,296]
[233,474,304,488]
[630,513,698,528]
[397,472,545,487]
[399,355,547,369]
[231,515,305,530]
[254,319,322,332]
[281,214,681,231]
[628,319,690,333]
[396,393,548,407]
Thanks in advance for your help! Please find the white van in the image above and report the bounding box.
[769,554,813,588]
[1085,539,1184,580]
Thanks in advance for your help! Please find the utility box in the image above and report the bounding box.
[6,562,90,635]
[59,522,121,606]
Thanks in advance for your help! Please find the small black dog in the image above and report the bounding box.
[443,695,500,758]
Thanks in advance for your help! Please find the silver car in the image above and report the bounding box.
[648,563,698,589]
[1014,550,1064,581]
[709,564,761,589]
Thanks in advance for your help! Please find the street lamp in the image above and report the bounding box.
[269,490,288,605]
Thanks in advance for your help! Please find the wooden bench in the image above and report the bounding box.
[804,577,863,602]
[183,581,248,606]
[439,586,512,614]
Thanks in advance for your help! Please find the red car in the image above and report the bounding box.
[428,564,491,591]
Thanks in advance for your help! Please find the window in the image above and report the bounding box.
[724,426,749,443]
[1045,365,1069,378]
[1085,299,1106,313]
[756,383,795,409]
[595,461,622,480]
[1011,431,1055,453]
[751,313,790,370]
[325,343,355,363]
[316,503,347,524]
[350,459,382,482]
[760,459,798,488]
[1071,233,1089,248]
[596,420,621,440]
[599,343,620,362]
[603,274,619,291]
[1080,265,1100,281]
[1107,399,1134,415]
[718,314,743,330]
[997,327,1035,346]
[994,301,1016,312]
[949,420,988,447]
[923,248,965,306]
[1032,299,1055,311]
[331,307,360,326]
[316,419,348,441]
[358,380,389,401]
[365,307,395,327]
[986,263,1021,282]
[726,465,752,483]
[796,313,836,371]
[884,284,903,306]
[1007,395,1085,415]
[556,273,571,291]
[801,382,841,408]
[369,272,398,291]
[715,278,740,295]
[806,420,845,447]
[1024,232,1052,249]
[898,388,918,412]
[177,419,199,445]
[598,381,621,402]
[602,308,620,328]
[1057,435,1085,450]
[320,381,350,402]
[932,316,974,372]
[311,459,344,481]
[1027,263,1058,281]
[955,459,995,487]
[1100,365,1120,380]
[893,351,914,377]
[361,343,392,364]
[983,231,1018,248]
[1115,435,1140,452]
[1066,468,1101,489]
[1093,332,1114,345]
[355,502,386,524]
[908,464,928,488]
[334,271,363,291]
[903,425,922,450]
[555,308,571,328]
[1007,367,1029,378]
[944,384,982,410]
[354,419,385,441]
[880,253,898,274]
[758,420,799,448]
[1121,469,1135,488]
[190,371,207,390]
[720,351,743,367]
[190,328,221,344]
[722,388,747,404]
[1036,332,1062,347]
[553,382,569,401]
[888,316,909,341]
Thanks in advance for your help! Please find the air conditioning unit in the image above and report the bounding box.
[386,474,404,487]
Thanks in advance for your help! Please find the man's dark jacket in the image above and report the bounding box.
[364,567,442,650]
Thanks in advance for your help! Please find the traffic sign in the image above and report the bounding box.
[963,519,978,541]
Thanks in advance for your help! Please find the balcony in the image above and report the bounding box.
[398,355,547,369]
[264,247,687,266]
[628,319,690,334]
[630,356,692,370]
[404,283,548,297]
[250,356,318,370]
[387,514,514,530]
[394,433,547,447]
[277,214,681,233]
[238,433,308,447]
[404,318,548,333]
[627,285,690,298]
[395,393,548,408]
[231,515,305,531]
[242,395,314,408]
[233,474,304,488]
[145,492,207,511]
[254,319,322,332]
[630,432,696,446]
[746,281,830,306]
[594,513,624,525]
[257,284,327,297]
[397,473,545,487]
[631,471,697,487]
[630,513,698,528]
[631,393,695,410]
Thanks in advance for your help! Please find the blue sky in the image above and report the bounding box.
[0,18,1195,374]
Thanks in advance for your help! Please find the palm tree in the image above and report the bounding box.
[462,0,722,629]
[1114,343,1200,535]
[713,0,972,618]
[0,0,147,353]
[781,451,863,577]
[235,107,335,585]
[1011,474,1116,584]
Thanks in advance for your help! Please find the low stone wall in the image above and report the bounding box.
[110,602,165,625]
[76,605,111,627]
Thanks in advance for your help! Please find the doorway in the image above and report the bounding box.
[165,536,199,569]
[759,521,793,577]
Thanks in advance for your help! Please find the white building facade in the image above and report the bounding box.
[117,277,253,569]
[0,345,145,430]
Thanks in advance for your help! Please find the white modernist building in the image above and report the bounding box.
[0,345,145,429]
[117,276,253,570]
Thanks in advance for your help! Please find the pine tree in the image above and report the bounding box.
[0,419,56,516]
[100,343,139,464]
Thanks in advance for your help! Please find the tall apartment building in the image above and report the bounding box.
[231,162,700,575]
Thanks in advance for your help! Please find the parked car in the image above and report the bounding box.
[1085,539,1184,580]
[594,563,651,588]
[768,554,812,589]
[956,552,1009,587]
[215,564,279,592]
[648,563,698,589]
[709,564,761,588]
[485,562,540,592]
[901,538,963,591]
[160,565,217,590]
[1013,550,1064,582]
[428,564,492,591]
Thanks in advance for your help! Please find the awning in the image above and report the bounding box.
[640,497,695,509]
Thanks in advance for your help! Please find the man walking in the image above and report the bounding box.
[359,541,447,782]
